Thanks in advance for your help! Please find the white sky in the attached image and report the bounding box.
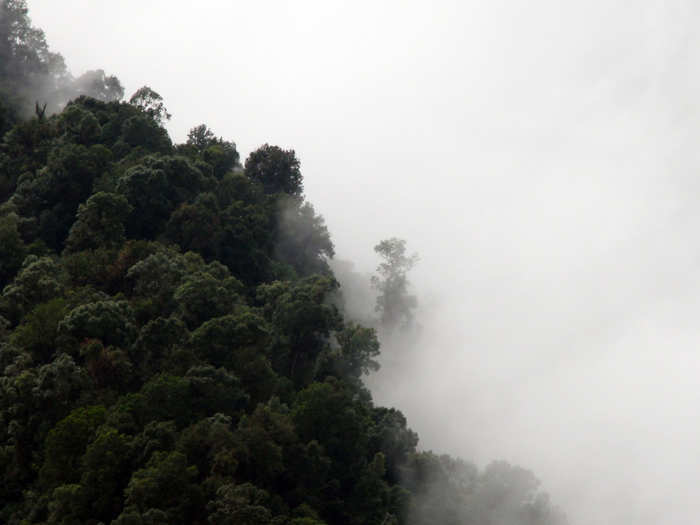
[29,2,700,524]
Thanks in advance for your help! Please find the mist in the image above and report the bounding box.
[28,1,700,523]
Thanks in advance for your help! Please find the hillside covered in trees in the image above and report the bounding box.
[0,2,567,524]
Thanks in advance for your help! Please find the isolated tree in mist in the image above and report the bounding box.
[371,238,418,330]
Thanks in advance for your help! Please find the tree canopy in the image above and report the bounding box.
[0,3,567,525]
[371,238,419,331]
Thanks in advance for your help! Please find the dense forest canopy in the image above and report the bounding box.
[0,2,567,524]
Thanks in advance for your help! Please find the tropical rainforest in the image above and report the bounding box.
[0,2,567,524]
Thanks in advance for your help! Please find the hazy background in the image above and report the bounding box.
[30,1,700,523]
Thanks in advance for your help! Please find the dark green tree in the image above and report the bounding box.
[0,212,27,287]
[257,276,342,385]
[245,144,303,196]
[165,193,223,262]
[117,155,210,238]
[275,197,335,276]
[118,451,203,524]
[207,483,276,525]
[65,191,132,252]
[0,255,65,324]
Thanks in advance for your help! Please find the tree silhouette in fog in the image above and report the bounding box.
[371,238,418,330]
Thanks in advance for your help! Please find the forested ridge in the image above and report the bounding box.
[0,2,567,524]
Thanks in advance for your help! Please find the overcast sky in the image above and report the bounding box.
[29,2,700,524]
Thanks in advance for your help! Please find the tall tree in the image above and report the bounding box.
[371,238,418,330]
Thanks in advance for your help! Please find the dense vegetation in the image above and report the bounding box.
[0,2,567,524]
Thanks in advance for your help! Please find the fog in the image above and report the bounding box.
[30,1,700,523]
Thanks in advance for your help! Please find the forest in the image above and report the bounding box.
[0,1,567,523]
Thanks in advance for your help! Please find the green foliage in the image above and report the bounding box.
[185,366,248,419]
[165,193,223,260]
[177,413,237,486]
[129,86,172,125]
[12,142,113,249]
[0,212,27,287]
[120,451,203,524]
[234,397,296,488]
[132,315,188,378]
[65,191,132,252]
[368,407,418,484]
[219,197,274,284]
[0,352,89,508]
[0,255,65,324]
[371,238,419,330]
[139,374,193,428]
[190,310,268,367]
[58,299,136,349]
[126,250,187,315]
[47,482,87,525]
[186,124,217,149]
[258,276,342,384]
[0,16,567,524]
[275,197,335,276]
[332,322,381,379]
[245,143,303,196]
[190,310,277,403]
[121,113,172,153]
[40,405,106,488]
[57,104,105,146]
[0,114,57,200]
[183,124,240,179]
[78,425,133,520]
[293,379,370,472]
[117,155,209,238]
[10,297,66,362]
[207,482,276,525]
[62,247,117,290]
[173,268,243,329]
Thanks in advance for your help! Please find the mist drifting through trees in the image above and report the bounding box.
[5,1,700,524]
[0,2,569,524]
